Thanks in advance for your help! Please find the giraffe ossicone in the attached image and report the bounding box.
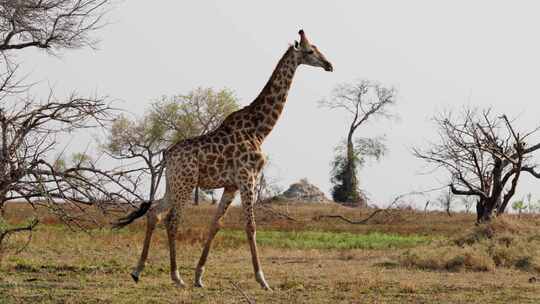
[116,29,333,289]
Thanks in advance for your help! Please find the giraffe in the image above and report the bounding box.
[114,29,333,290]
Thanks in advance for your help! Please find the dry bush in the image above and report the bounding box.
[455,216,534,246]
[400,242,495,272]
[399,216,540,273]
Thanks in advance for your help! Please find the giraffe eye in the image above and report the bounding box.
[306,50,314,55]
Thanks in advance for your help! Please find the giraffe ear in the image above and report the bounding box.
[294,40,299,49]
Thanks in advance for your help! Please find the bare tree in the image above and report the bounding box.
[320,79,396,205]
[1,91,119,205]
[0,0,135,228]
[414,107,540,223]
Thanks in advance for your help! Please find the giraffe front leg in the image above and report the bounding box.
[240,184,271,290]
[195,186,237,288]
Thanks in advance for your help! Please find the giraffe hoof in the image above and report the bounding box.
[194,267,205,288]
[174,281,186,288]
[173,278,186,288]
[171,270,186,288]
[194,280,204,288]
[255,271,271,290]
[130,273,139,283]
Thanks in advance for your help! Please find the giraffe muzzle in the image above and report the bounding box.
[324,62,334,72]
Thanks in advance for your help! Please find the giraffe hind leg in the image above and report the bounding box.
[130,199,168,283]
[165,184,196,288]
[164,206,185,287]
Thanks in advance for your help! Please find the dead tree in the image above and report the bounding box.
[414,107,540,223]
[0,0,141,226]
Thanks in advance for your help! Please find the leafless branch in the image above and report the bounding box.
[0,0,113,52]
[0,218,38,262]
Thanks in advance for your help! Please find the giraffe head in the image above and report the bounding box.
[293,29,333,72]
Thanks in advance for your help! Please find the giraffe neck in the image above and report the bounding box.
[247,46,299,141]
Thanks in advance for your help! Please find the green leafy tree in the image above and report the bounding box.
[103,87,240,203]
[150,88,239,143]
[330,137,386,205]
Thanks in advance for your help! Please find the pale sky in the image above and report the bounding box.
[21,1,540,207]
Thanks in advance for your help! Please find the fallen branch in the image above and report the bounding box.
[312,188,444,225]
[313,209,385,224]
[229,280,255,304]
[256,204,299,222]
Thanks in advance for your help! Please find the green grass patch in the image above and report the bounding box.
[221,230,431,250]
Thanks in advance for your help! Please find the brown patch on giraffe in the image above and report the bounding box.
[258,126,272,135]
[244,121,253,128]
[208,166,217,176]
[216,161,225,171]
[223,145,235,157]
[263,105,273,113]
[240,154,248,162]
[206,155,217,163]
[199,165,208,176]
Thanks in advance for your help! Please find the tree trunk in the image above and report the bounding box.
[0,191,6,217]
[476,197,499,223]
[344,131,359,204]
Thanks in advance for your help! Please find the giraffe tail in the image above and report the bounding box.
[112,200,153,229]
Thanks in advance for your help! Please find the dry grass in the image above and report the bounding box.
[1,202,540,303]
[398,216,540,275]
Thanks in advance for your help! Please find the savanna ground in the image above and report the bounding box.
[1,202,540,303]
